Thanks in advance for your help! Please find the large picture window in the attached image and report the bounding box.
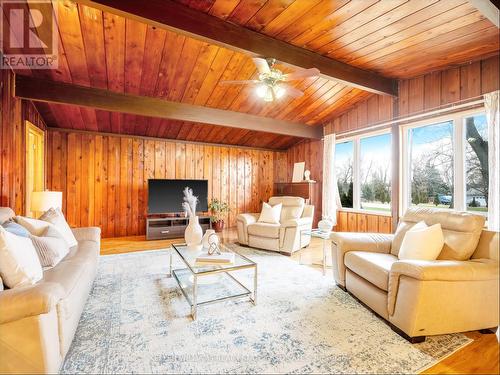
[402,110,488,217]
[335,141,354,208]
[360,133,391,212]
[335,132,392,213]
[408,121,454,209]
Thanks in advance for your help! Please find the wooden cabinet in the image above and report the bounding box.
[273,181,317,205]
[146,215,211,240]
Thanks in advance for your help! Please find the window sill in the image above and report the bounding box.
[337,208,392,217]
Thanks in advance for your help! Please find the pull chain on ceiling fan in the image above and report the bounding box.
[220,57,320,102]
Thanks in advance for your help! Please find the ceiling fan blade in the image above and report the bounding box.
[219,80,261,85]
[279,83,304,98]
[252,57,271,74]
[283,68,320,81]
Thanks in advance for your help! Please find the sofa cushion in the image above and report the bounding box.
[30,233,69,267]
[257,202,282,224]
[0,207,15,225]
[40,208,78,248]
[392,207,485,260]
[268,196,305,222]
[0,227,43,288]
[248,222,280,238]
[398,221,444,261]
[344,251,398,291]
[1,221,30,238]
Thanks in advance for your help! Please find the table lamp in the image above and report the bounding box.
[31,191,62,218]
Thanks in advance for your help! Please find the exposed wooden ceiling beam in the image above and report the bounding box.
[76,0,397,96]
[15,75,323,139]
[468,0,500,28]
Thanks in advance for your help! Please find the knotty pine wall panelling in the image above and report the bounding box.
[326,56,500,135]
[1,69,47,214]
[46,130,277,238]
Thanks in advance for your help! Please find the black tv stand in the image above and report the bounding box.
[146,214,211,240]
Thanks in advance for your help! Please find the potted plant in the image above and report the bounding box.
[208,198,230,232]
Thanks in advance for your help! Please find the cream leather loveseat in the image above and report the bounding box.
[331,207,499,342]
[0,207,101,374]
[236,196,314,255]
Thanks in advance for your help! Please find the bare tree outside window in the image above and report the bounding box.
[360,134,391,212]
[409,121,454,209]
[465,114,488,215]
[335,141,353,208]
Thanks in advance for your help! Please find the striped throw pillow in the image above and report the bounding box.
[30,234,69,267]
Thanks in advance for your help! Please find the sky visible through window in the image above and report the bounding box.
[360,133,391,212]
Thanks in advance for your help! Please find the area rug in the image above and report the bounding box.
[62,246,471,374]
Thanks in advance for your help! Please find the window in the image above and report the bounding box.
[335,132,392,213]
[335,141,353,208]
[402,110,488,218]
[360,133,391,212]
[408,121,454,209]
[465,114,488,216]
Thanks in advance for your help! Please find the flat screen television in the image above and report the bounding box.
[148,179,208,214]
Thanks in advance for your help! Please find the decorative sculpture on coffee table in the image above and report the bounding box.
[207,233,221,255]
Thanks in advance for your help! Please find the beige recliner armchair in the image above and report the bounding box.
[236,196,314,255]
[331,207,499,343]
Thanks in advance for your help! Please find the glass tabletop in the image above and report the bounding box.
[301,228,333,239]
[171,242,256,275]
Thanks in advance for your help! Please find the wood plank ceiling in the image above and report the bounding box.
[6,0,500,150]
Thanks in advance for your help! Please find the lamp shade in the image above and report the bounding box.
[31,191,62,213]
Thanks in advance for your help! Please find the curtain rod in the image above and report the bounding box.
[335,98,485,139]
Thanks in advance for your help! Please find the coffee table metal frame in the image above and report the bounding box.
[168,243,257,320]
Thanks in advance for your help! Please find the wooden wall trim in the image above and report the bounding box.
[1,69,47,214]
[47,127,286,153]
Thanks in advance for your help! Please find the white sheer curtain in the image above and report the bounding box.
[322,133,339,224]
[485,91,499,231]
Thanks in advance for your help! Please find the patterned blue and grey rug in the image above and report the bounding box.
[62,246,471,374]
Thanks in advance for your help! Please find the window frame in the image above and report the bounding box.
[335,128,392,216]
[399,108,486,217]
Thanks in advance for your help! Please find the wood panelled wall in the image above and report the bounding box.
[335,211,392,234]
[0,69,47,215]
[274,139,323,226]
[46,129,278,238]
[325,55,500,135]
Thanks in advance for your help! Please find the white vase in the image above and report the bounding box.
[185,216,203,248]
[202,229,215,248]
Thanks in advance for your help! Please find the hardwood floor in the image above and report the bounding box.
[101,228,499,374]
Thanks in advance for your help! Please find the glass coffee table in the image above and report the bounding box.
[168,243,257,320]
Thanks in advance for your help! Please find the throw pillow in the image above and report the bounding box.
[1,221,30,238]
[15,216,50,236]
[398,221,444,261]
[258,202,282,224]
[30,226,70,267]
[0,227,43,288]
[39,208,78,248]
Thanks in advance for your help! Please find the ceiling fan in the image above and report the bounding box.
[220,58,320,102]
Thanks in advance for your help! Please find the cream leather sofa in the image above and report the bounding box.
[0,207,101,374]
[236,196,314,255]
[331,207,499,342]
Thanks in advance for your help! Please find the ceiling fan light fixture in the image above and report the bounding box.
[256,84,267,98]
[263,86,273,102]
[274,85,285,99]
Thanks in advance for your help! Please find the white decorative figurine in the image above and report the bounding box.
[304,170,311,181]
